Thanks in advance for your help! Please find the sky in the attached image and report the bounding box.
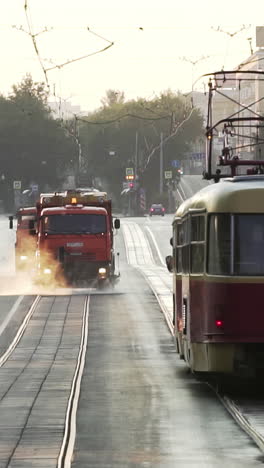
[1,0,264,114]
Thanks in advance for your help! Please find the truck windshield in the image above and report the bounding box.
[43,214,107,234]
[18,215,36,229]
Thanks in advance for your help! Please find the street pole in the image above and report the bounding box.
[160,132,163,194]
[135,131,138,215]
[135,131,138,179]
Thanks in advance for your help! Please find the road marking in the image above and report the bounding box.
[145,226,166,266]
[0,295,24,337]
[122,222,173,333]
[58,295,90,468]
[177,186,185,202]
[0,295,40,366]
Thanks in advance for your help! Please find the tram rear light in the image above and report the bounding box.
[215,319,223,328]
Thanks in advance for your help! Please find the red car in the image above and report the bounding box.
[149,204,165,216]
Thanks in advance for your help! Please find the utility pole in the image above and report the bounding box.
[135,131,138,215]
[135,131,138,179]
[160,132,163,194]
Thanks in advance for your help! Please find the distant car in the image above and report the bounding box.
[149,204,165,216]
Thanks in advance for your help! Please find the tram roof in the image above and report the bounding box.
[175,176,264,218]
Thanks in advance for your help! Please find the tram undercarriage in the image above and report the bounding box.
[179,335,264,377]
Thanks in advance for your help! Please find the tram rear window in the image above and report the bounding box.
[208,214,231,275]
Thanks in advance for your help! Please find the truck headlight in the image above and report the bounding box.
[20,255,28,261]
[43,268,52,275]
[98,267,107,276]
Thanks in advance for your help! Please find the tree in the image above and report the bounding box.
[0,74,77,200]
[101,89,125,107]
[79,90,204,201]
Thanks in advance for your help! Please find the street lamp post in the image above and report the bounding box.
[160,132,163,194]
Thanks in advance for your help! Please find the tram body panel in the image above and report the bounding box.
[172,177,264,375]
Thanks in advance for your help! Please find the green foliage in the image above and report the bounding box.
[0,74,77,192]
[79,89,204,200]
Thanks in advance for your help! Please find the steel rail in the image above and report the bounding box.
[220,395,264,453]
[57,295,90,468]
[0,295,41,367]
[205,386,264,455]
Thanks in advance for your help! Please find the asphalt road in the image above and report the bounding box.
[0,203,263,467]
[71,220,263,468]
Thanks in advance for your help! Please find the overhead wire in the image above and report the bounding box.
[24,0,49,85]
[77,113,171,126]
[22,1,114,82]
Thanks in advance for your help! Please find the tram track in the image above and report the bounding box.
[0,293,90,467]
[220,394,264,454]
[58,296,90,468]
[123,218,264,459]
[203,379,264,456]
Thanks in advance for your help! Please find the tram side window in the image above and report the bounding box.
[191,215,205,274]
[182,218,189,274]
[234,215,264,275]
[176,223,182,272]
[208,214,231,275]
[176,219,189,273]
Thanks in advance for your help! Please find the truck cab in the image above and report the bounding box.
[36,190,120,286]
[13,207,37,271]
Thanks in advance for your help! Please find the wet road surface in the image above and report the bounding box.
[71,230,263,468]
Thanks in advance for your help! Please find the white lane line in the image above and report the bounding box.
[58,295,90,468]
[176,187,184,202]
[180,179,191,199]
[122,221,173,333]
[122,223,154,266]
[0,295,24,337]
[140,269,174,335]
[145,226,166,267]
[0,295,40,367]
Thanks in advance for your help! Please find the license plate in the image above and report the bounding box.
[67,242,84,247]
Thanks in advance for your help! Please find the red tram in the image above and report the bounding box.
[166,69,264,376]
[168,176,264,375]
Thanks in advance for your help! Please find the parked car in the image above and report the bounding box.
[149,204,165,216]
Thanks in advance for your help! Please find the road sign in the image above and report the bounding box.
[13,181,21,190]
[171,160,180,168]
[164,171,172,179]
[31,184,39,193]
[126,168,134,176]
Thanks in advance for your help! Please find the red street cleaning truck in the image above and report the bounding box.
[34,189,120,286]
[9,206,37,271]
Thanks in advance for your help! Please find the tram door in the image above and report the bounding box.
[176,217,191,361]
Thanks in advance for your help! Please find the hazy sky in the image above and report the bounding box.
[1,1,264,113]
